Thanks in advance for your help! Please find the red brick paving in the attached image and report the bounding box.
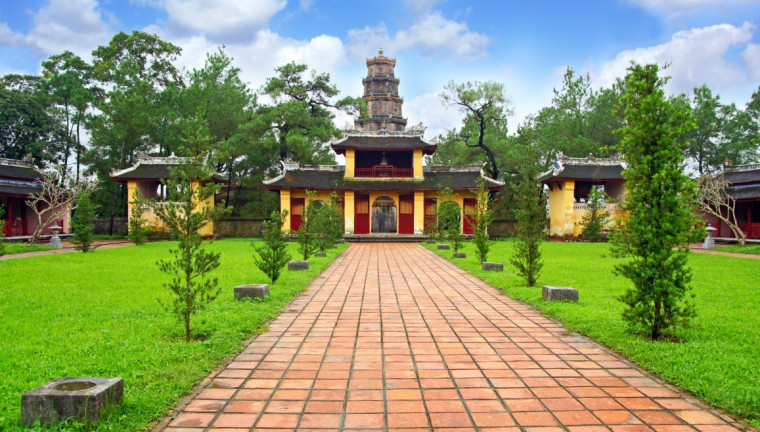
[161,243,750,431]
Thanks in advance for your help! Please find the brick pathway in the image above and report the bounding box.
[162,243,748,432]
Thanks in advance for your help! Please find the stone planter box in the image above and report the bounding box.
[288,260,309,270]
[482,262,503,271]
[330,244,339,249]
[542,285,579,302]
[234,284,270,300]
[22,377,123,426]
[453,252,466,258]
[315,252,327,257]
[425,239,435,244]
[437,244,450,250]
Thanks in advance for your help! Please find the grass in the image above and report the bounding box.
[0,238,347,431]
[716,244,760,255]
[426,239,760,428]
[1,243,56,255]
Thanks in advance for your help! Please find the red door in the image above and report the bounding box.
[398,195,414,234]
[424,198,436,233]
[355,195,370,234]
[463,198,476,234]
[290,198,304,231]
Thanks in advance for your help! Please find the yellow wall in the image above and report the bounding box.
[413,149,423,178]
[345,149,355,178]
[344,191,355,234]
[548,180,575,237]
[126,180,216,237]
[280,189,291,230]
[414,191,424,234]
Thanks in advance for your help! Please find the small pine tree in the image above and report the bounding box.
[510,150,546,287]
[254,210,291,284]
[0,204,6,257]
[296,191,317,260]
[128,189,152,245]
[152,113,230,342]
[437,188,462,251]
[612,63,700,340]
[469,180,494,262]
[70,193,96,252]
[423,215,438,242]
[580,186,609,242]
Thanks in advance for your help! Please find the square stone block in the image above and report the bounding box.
[288,260,309,270]
[315,251,327,257]
[453,252,466,258]
[234,284,270,300]
[330,244,339,249]
[437,244,450,250]
[22,377,123,426]
[542,285,579,302]
[425,240,435,244]
[482,262,503,271]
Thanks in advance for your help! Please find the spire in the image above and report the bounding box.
[355,50,407,132]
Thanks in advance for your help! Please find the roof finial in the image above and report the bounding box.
[379,47,384,55]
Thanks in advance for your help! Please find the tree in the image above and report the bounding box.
[611,63,700,341]
[254,210,291,284]
[469,180,494,262]
[151,113,229,342]
[312,192,344,253]
[128,189,152,245]
[580,186,609,242]
[697,173,746,245]
[296,191,317,260]
[510,148,545,287]
[25,166,98,244]
[70,193,96,252]
[436,188,463,251]
[440,80,513,180]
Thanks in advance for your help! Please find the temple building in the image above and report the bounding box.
[704,164,760,240]
[540,153,627,239]
[264,49,504,235]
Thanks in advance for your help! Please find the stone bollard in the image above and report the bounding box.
[330,244,338,249]
[453,252,466,258]
[425,239,435,244]
[437,244,450,250]
[542,286,579,302]
[288,260,309,270]
[22,377,123,426]
[315,251,327,257]
[234,284,270,300]
[482,262,503,271]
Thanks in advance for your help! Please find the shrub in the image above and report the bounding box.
[70,193,96,252]
[254,210,291,284]
[580,186,609,242]
[469,180,494,262]
[296,191,317,260]
[437,189,463,252]
[510,150,545,287]
[128,189,152,245]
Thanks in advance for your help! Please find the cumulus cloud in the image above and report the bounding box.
[164,0,286,42]
[402,0,444,16]
[404,91,464,139]
[743,43,760,79]
[3,0,113,58]
[596,22,756,94]
[626,0,758,16]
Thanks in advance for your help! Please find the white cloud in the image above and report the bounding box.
[405,91,464,139]
[164,0,286,42]
[299,0,314,12]
[742,43,760,79]
[393,12,489,59]
[402,0,444,16]
[626,0,758,16]
[7,0,113,58]
[596,22,756,94]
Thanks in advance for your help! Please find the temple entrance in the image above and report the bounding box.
[371,196,397,233]
[398,195,414,234]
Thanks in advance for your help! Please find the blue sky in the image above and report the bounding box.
[1,0,759,137]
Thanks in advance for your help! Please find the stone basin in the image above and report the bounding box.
[22,377,123,426]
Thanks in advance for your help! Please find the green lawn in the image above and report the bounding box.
[426,240,760,428]
[0,238,347,431]
[716,244,760,255]
[2,243,56,255]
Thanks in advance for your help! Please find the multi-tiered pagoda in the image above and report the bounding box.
[265,49,503,236]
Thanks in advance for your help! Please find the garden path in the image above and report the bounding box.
[162,243,749,432]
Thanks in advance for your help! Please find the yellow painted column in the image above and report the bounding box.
[454,195,464,233]
[280,190,291,232]
[344,190,355,234]
[562,181,576,237]
[345,149,355,178]
[126,181,137,233]
[413,149,423,178]
[413,191,424,234]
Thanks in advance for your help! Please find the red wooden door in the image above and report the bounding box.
[290,198,304,231]
[355,195,370,234]
[398,195,414,234]
[463,198,476,234]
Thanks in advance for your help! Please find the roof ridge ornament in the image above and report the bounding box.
[0,157,34,168]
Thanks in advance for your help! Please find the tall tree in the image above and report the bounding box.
[41,51,96,181]
[88,31,183,232]
[510,146,545,287]
[612,63,700,341]
[440,80,513,180]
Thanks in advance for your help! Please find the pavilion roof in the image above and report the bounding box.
[0,157,41,181]
[723,164,760,185]
[331,130,437,155]
[539,153,625,182]
[111,154,227,182]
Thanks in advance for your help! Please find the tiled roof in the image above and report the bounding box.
[331,132,437,154]
[723,165,760,185]
[111,155,227,182]
[0,158,41,181]
[0,179,42,196]
[264,164,503,191]
[726,184,760,200]
[539,154,625,182]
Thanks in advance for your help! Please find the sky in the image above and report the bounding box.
[1,0,759,139]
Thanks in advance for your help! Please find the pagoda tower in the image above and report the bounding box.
[355,48,407,132]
